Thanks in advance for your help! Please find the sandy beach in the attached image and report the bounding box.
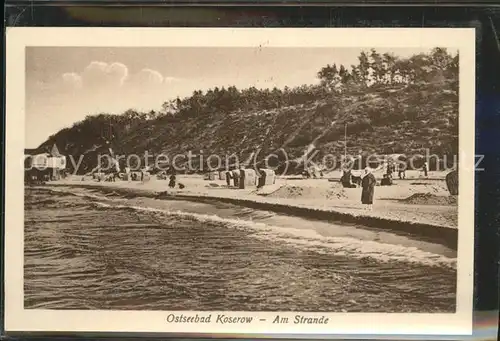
[47,169,458,248]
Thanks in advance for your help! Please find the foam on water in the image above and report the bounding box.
[89,198,456,270]
[41,187,456,269]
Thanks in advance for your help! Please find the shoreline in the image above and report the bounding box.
[37,178,458,249]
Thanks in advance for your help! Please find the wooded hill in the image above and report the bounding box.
[39,48,459,174]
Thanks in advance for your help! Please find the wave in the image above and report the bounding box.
[90,200,456,270]
[29,186,456,269]
[25,198,59,206]
[30,187,114,202]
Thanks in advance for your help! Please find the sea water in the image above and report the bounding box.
[24,186,457,312]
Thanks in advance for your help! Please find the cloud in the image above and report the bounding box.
[53,61,180,93]
[61,72,83,89]
[130,68,164,85]
[82,61,129,88]
[40,61,181,111]
[163,76,179,84]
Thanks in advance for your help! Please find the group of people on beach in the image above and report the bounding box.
[88,156,433,213]
[94,165,183,188]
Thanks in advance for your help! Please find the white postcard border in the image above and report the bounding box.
[5,27,475,336]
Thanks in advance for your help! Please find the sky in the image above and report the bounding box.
[26,46,438,148]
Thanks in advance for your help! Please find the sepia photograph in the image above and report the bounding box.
[5,28,475,336]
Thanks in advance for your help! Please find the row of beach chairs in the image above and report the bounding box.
[206,169,276,189]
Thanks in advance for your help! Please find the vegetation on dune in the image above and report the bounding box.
[39,48,459,174]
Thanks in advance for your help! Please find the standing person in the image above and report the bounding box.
[232,168,240,187]
[225,169,232,187]
[386,162,393,178]
[422,161,428,177]
[256,166,263,188]
[168,169,176,188]
[398,162,406,179]
[361,167,376,210]
[169,173,176,188]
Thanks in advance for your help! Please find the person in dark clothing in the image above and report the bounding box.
[386,163,393,178]
[361,167,376,210]
[445,169,458,195]
[422,162,428,177]
[232,169,240,187]
[398,162,406,179]
[168,172,176,188]
[381,174,393,186]
[225,170,233,187]
[341,170,357,188]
